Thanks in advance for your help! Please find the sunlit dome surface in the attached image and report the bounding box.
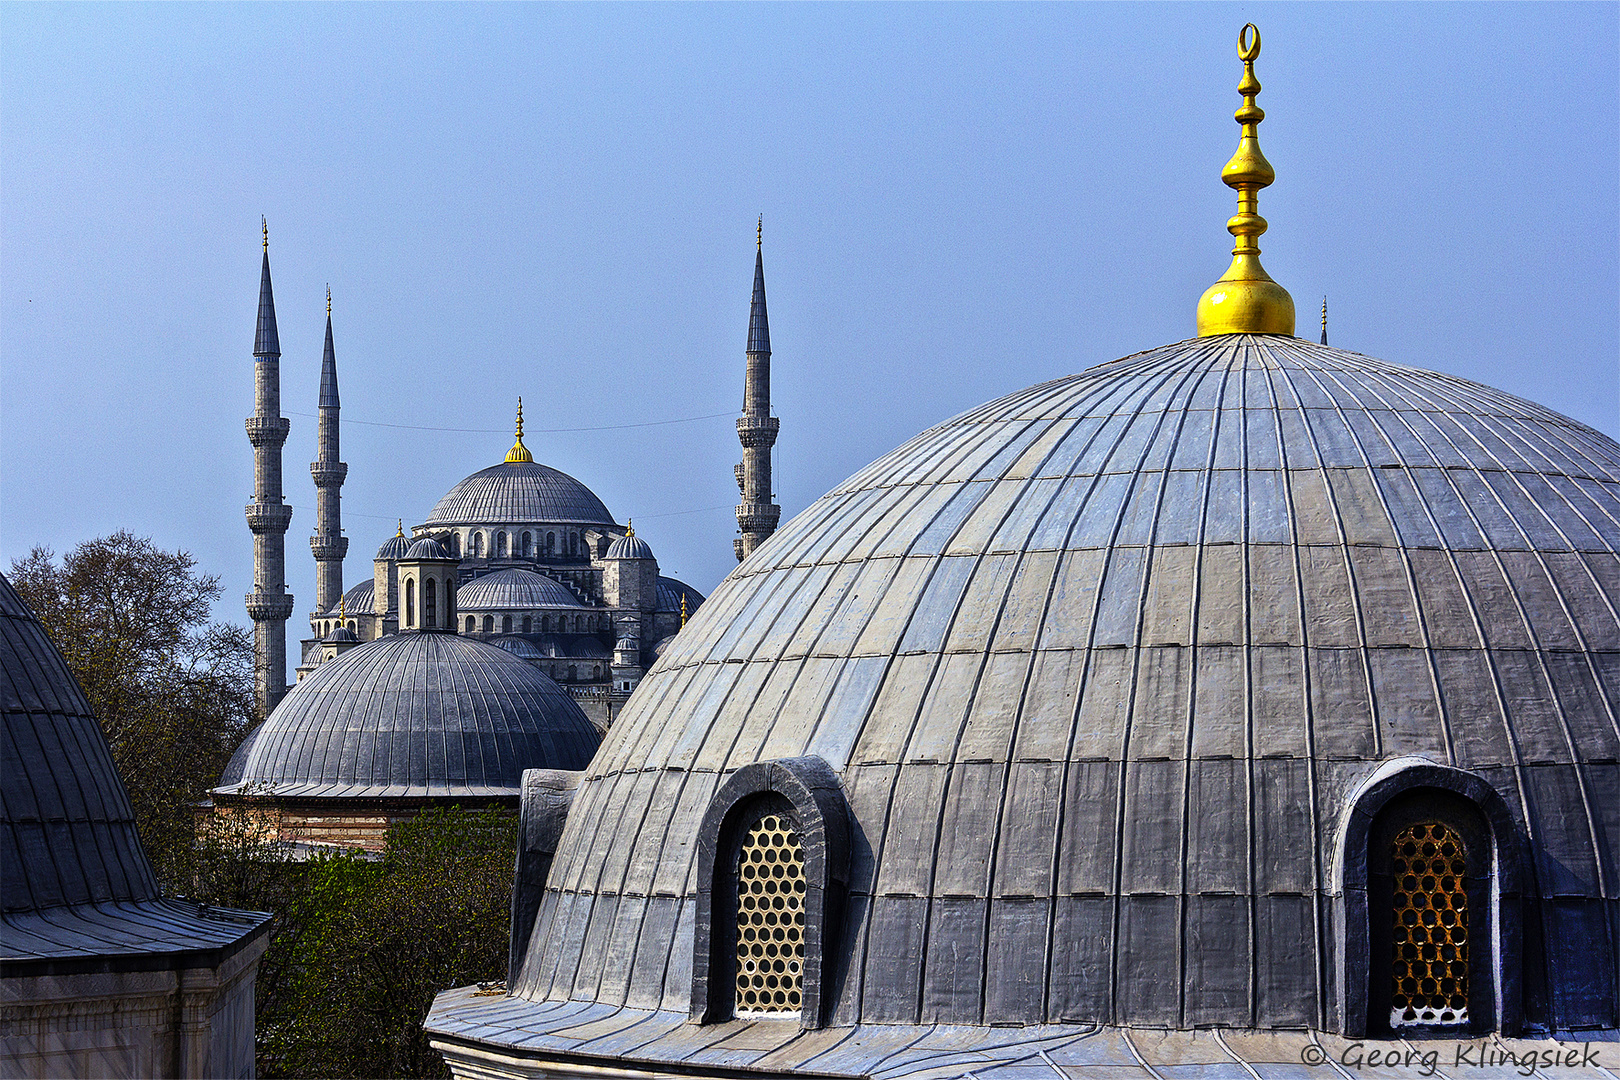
[511,335,1620,1030]
[425,460,615,527]
[458,568,587,610]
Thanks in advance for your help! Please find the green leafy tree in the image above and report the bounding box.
[8,532,254,888]
[258,807,517,1079]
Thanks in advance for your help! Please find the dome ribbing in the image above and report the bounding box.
[425,460,614,528]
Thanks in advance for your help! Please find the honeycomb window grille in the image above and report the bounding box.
[734,812,806,1017]
[1391,821,1469,1027]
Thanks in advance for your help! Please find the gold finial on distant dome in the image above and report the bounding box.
[262,217,269,252]
[397,519,405,537]
[625,519,634,538]
[1196,24,1296,337]
[505,397,533,463]
[680,591,688,628]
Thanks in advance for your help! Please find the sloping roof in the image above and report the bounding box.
[215,631,600,799]
[425,460,615,528]
[1,572,269,971]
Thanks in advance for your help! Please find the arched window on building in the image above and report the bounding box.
[574,615,583,633]
[590,664,600,680]
[347,620,356,634]
[497,532,508,558]
[466,615,476,632]
[567,531,576,556]
[502,615,513,634]
[425,578,436,626]
[545,532,555,555]
[1389,821,1469,1028]
[541,615,551,632]
[449,533,460,557]
[522,532,533,558]
[522,616,532,633]
[445,582,455,628]
[733,811,806,1017]
[567,665,577,682]
[404,579,415,628]
[483,614,494,633]
[473,532,484,557]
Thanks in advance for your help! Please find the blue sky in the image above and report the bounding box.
[2,3,1615,672]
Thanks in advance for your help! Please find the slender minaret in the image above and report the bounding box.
[245,220,294,720]
[310,285,349,617]
[734,218,781,562]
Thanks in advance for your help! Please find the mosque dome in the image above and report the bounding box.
[425,460,615,528]
[376,533,412,560]
[511,335,1620,1034]
[323,579,374,617]
[404,536,450,560]
[605,531,654,561]
[216,631,599,798]
[655,575,702,615]
[495,637,546,660]
[458,568,586,610]
[323,624,358,644]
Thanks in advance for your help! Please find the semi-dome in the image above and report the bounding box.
[216,631,600,798]
[457,568,586,611]
[404,536,450,560]
[605,532,653,561]
[495,637,545,660]
[505,335,1620,1035]
[424,460,615,528]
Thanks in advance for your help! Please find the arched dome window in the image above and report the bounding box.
[347,620,356,634]
[566,665,577,682]
[572,615,582,633]
[503,615,513,634]
[473,532,484,557]
[404,579,416,627]
[692,757,850,1030]
[522,616,532,634]
[425,578,437,627]
[590,664,600,680]
[1390,821,1469,1027]
[466,615,476,633]
[483,615,494,633]
[541,615,551,632]
[497,531,508,558]
[546,532,555,555]
[522,532,533,558]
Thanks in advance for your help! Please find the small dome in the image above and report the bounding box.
[425,460,614,528]
[655,576,704,615]
[216,632,600,798]
[403,536,450,560]
[375,534,412,560]
[458,568,586,611]
[323,624,358,643]
[495,636,545,660]
[605,532,654,561]
[324,580,374,617]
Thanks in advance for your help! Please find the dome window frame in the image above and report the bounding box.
[1334,759,1525,1038]
[691,756,850,1030]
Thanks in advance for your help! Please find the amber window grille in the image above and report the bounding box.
[1391,821,1469,1026]
[735,813,806,1016]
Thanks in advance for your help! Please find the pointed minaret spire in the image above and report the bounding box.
[311,284,349,621]
[245,222,294,720]
[735,220,781,562]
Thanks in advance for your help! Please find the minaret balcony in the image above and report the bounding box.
[736,415,780,448]
[735,504,781,533]
[310,461,349,486]
[244,591,295,622]
[245,502,294,534]
[245,416,291,447]
[310,536,349,561]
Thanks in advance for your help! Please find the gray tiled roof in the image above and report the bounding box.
[1,572,269,967]
[459,569,587,611]
[425,460,616,528]
[215,631,600,798]
[500,335,1620,1032]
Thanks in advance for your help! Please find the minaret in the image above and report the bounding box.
[245,219,295,720]
[734,218,781,562]
[310,285,349,617]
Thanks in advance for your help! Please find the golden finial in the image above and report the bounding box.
[262,217,269,252]
[680,592,688,628]
[1320,296,1328,345]
[339,595,346,620]
[626,518,634,538]
[327,284,332,317]
[1196,24,1295,337]
[505,397,533,463]
[757,215,763,250]
[397,519,405,537]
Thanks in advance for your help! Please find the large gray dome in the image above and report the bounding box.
[425,460,615,527]
[512,336,1620,1033]
[216,631,600,798]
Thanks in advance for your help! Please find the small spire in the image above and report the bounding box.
[1196,24,1295,337]
[505,397,533,463]
[254,221,280,357]
[748,229,770,355]
[626,519,634,538]
[397,519,405,537]
[1320,296,1329,345]
[319,288,339,409]
[680,592,688,628]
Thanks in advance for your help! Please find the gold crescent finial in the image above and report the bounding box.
[626,518,634,538]
[757,215,763,249]
[262,217,269,252]
[327,284,332,316]
[1321,296,1329,345]
[1196,24,1295,336]
[505,396,533,463]
[339,595,346,620]
[680,591,688,628]
[397,519,404,537]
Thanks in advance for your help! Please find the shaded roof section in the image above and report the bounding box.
[1,572,269,968]
[515,336,1620,1031]
[425,460,615,528]
[254,249,279,357]
[459,569,586,611]
[215,631,600,799]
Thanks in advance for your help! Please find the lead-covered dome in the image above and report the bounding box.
[458,568,586,610]
[514,336,1620,1032]
[425,460,615,527]
[217,631,600,798]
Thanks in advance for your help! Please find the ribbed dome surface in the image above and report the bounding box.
[606,533,654,560]
[404,537,449,560]
[458,569,585,611]
[376,534,412,560]
[516,336,1620,1030]
[425,460,614,527]
[217,632,600,798]
[656,576,703,614]
[324,579,374,618]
